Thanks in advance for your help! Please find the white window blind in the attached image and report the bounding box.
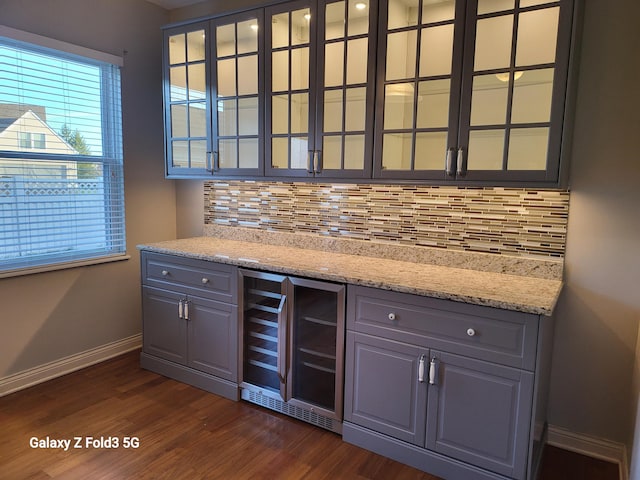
[0,28,125,274]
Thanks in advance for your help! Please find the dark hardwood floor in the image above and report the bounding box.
[0,351,620,480]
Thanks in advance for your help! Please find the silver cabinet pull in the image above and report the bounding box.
[456,147,465,177]
[307,150,314,174]
[178,300,183,319]
[418,354,426,383]
[277,294,287,314]
[429,357,438,385]
[388,312,396,321]
[183,300,189,321]
[467,328,476,337]
[202,277,209,284]
[206,151,213,173]
[212,151,220,172]
[445,148,455,176]
[314,150,322,174]
[161,270,169,276]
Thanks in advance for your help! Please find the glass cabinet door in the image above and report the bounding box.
[287,277,345,420]
[241,271,288,401]
[266,0,316,176]
[266,0,376,178]
[315,0,377,178]
[457,0,572,182]
[164,22,211,176]
[211,11,264,176]
[374,0,464,180]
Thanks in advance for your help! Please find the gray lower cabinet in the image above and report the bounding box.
[140,252,239,401]
[343,285,553,480]
[345,332,427,446]
[426,351,534,479]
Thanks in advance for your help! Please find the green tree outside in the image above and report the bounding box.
[59,124,101,178]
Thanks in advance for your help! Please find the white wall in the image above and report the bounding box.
[547,0,640,461]
[0,0,176,378]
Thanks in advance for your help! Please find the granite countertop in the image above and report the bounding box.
[138,236,563,316]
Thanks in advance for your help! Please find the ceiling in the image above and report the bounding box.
[146,0,203,10]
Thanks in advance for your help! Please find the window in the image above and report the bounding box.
[18,132,46,149]
[0,26,126,275]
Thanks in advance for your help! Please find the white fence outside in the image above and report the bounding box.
[0,176,107,262]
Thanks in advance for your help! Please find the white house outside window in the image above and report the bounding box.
[0,26,126,276]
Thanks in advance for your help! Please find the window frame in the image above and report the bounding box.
[0,26,128,278]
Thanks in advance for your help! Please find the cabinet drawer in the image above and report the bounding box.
[347,286,538,370]
[142,252,237,304]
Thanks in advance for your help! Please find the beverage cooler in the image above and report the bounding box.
[239,269,345,433]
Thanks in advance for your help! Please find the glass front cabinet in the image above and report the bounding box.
[164,12,264,177]
[162,0,577,185]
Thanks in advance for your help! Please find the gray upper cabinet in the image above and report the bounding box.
[163,0,577,185]
[265,0,378,178]
[164,11,264,178]
[164,21,212,177]
[374,0,575,185]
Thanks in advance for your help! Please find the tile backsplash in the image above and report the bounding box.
[204,181,570,259]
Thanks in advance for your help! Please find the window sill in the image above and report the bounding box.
[0,254,131,279]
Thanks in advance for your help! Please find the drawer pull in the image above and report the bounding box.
[202,277,209,284]
[388,312,396,321]
[467,328,476,337]
[161,270,169,276]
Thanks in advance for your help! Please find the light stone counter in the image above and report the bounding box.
[138,235,563,316]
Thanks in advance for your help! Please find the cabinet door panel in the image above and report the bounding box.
[266,0,316,177]
[211,10,264,176]
[344,332,427,446]
[457,0,573,183]
[374,0,465,180]
[142,287,187,365]
[164,22,212,177]
[426,351,533,479]
[287,277,345,420]
[188,297,238,381]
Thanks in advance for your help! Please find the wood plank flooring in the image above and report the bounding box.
[0,350,620,480]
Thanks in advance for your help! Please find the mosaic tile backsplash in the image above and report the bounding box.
[204,181,570,259]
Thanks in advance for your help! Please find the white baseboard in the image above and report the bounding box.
[547,424,628,480]
[0,334,142,397]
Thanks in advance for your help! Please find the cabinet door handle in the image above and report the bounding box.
[206,151,213,173]
[183,300,190,321]
[161,270,169,276]
[445,148,455,176]
[201,277,209,284]
[277,294,288,384]
[276,294,287,314]
[212,151,220,172]
[429,357,438,385]
[418,354,426,383]
[178,300,183,319]
[456,147,465,177]
[307,150,314,174]
[314,150,322,174]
